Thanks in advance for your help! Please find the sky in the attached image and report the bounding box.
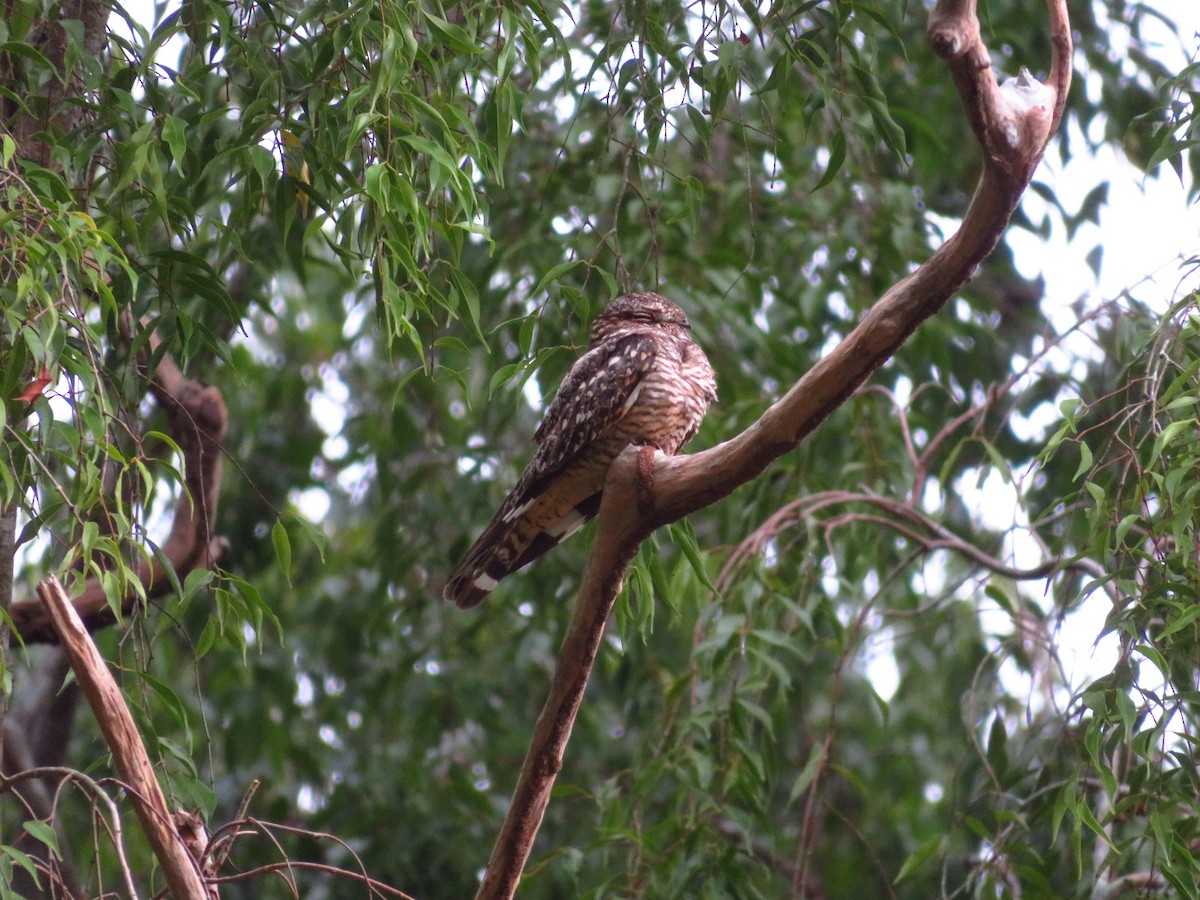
[1011,0,1198,314]
[863,1,1200,706]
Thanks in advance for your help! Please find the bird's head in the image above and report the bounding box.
[590,292,692,343]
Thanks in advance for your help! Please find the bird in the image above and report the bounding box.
[444,292,717,608]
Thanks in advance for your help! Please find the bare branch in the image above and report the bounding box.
[478,1,1073,895]
[37,575,211,899]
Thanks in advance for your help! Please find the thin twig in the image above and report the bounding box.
[201,815,414,899]
[205,779,260,875]
[207,860,415,897]
[0,765,140,899]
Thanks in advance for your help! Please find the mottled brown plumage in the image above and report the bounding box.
[444,292,717,608]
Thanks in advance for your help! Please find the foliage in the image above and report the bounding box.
[0,0,1198,897]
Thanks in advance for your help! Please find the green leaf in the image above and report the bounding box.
[138,670,193,737]
[984,582,1015,615]
[183,567,215,598]
[986,715,1008,780]
[895,835,942,884]
[532,259,583,298]
[1159,603,1200,641]
[811,130,846,193]
[1051,773,1077,841]
[148,539,185,600]
[287,510,326,562]
[1075,798,1116,850]
[787,744,826,806]
[0,844,40,885]
[423,12,477,56]
[22,821,60,860]
[668,520,715,593]
[1073,440,1093,481]
[1149,418,1196,469]
[162,115,188,173]
[271,519,292,586]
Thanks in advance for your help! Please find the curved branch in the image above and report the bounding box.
[478,2,1072,896]
[9,333,228,644]
[651,0,1069,527]
[718,489,1117,607]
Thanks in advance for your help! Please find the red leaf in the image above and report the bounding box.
[14,366,52,402]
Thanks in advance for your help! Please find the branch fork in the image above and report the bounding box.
[476,1,1072,897]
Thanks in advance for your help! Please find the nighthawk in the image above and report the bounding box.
[444,292,717,608]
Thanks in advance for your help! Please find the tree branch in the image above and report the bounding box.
[650,0,1069,527]
[38,575,211,899]
[478,1,1072,895]
[475,446,648,900]
[9,333,228,644]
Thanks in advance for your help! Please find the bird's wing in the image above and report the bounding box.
[523,332,659,496]
[443,333,658,607]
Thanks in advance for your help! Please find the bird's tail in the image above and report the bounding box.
[442,507,542,608]
[443,493,602,608]
[443,518,511,609]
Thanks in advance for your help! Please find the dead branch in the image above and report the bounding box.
[38,575,211,898]
[200,815,416,899]
[206,860,415,898]
[476,0,1072,896]
[10,332,228,644]
[0,765,140,898]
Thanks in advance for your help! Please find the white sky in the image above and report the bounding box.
[1012,0,1198,313]
[981,0,1198,707]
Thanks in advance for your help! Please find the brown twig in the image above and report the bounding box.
[38,575,210,898]
[204,779,260,876]
[206,860,415,898]
[200,815,415,899]
[476,0,1072,896]
[0,765,140,898]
